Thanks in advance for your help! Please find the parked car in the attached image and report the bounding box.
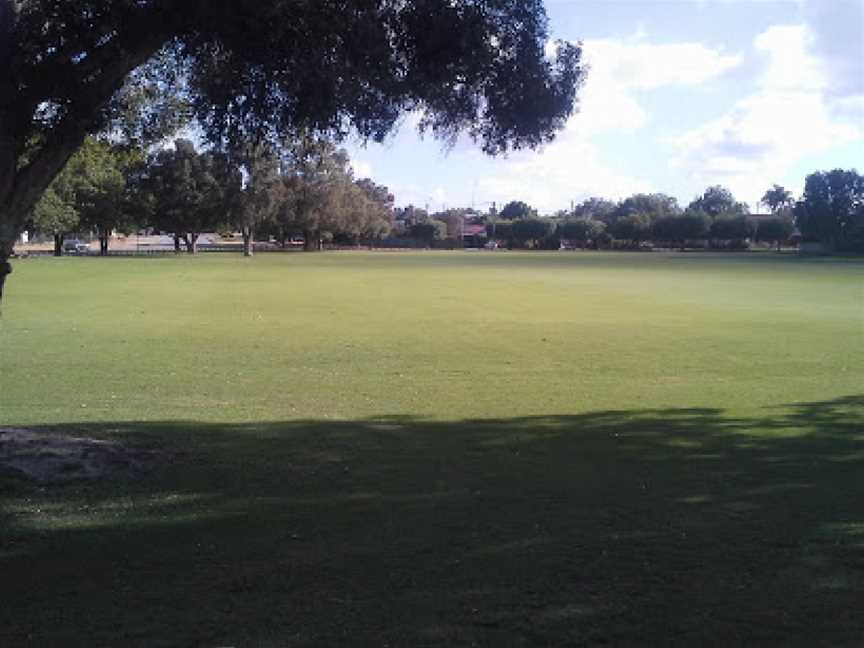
[63,239,90,255]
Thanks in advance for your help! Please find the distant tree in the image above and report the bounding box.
[410,220,447,245]
[613,193,681,227]
[499,201,538,220]
[142,139,228,254]
[64,138,135,256]
[609,213,653,245]
[394,206,430,231]
[277,137,353,251]
[794,169,864,251]
[486,219,514,247]
[688,185,748,221]
[30,157,85,256]
[572,197,617,223]
[341,180,393,246]
[709,215,756,244]
[233,145,281,257]
[1,0,586,302]
[652,212,710,248]
[31,186,79,256]
[512,218,551,248]
[755,218,795,250]
[761,184,794,214]
[558,218,606,247]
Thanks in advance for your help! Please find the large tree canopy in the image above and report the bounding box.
[0,0,585,299]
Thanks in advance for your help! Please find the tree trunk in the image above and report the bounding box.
[0,234,12,304]
[99,232,109,256]
[303,230,316,252]
[173,235,181,253]
[243,228,254,257]
[54,233,64,256]
[184,233,198,254]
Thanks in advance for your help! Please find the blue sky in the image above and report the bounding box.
[345,0,863,213]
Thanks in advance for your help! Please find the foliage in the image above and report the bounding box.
[139,139,230,252]
[613,193,680,225]
[755,218,795,246]
[558,218,606,244]
[761,184,794,214]
[30,186,79,254]
[276,137,353,250]
[339,179,393,244]
[511,218,552,247]
[499,201,538,221]
[688,185,748,221]
[652,212,710,245]
[794,169,864,251]
[410,219,448,244]
[394,205,429,227]
[571,197,617,223]
[486,219,514,245]
[609,213,653,244]
[233,144,282,256]
[709,215,756,242]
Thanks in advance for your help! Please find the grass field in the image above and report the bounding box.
[1,251,863,644]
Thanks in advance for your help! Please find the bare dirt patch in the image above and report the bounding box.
[0,428,164,483]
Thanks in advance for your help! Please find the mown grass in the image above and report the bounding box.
[1,251,863,644]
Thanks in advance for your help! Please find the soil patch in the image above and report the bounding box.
[0,428,164,483]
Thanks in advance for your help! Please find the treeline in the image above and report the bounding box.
[393,171,862,253]
[28,136,394,256]
[29,135,862,256]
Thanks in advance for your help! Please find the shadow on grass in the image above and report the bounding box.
[1,396,862,646]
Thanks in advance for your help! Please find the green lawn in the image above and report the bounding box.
[1,251,863,644]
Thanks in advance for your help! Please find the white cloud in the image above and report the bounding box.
[569,37,741,136]
[475,36,741,211]
[670,23,863,205]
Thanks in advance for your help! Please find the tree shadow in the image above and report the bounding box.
[1,396,862,645]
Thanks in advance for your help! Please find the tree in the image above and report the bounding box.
[276,137,353,252]
[512,218,551,248]
[761,184,793,214]
[142,140,228,254]
[755,218,795,250]
[499,201,538,221]
[571,197,617,223]
[613,193,681,225]
[652,212,709,248]
[558,218,605,247]
[73,137,140,256]
[233,145,280,257]
[410,220,447,245]
[794,169,864,251]
[709,215,755,244]
[394,205,429,228]
[31,186,79,256]
[0,1,586,301]
[609,213,653,246]
[30,156,84,256]
[486,219,514,247]
[688,186,748,221]
[350,179,393,245]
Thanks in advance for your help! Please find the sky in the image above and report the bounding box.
[344,0,864,213]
